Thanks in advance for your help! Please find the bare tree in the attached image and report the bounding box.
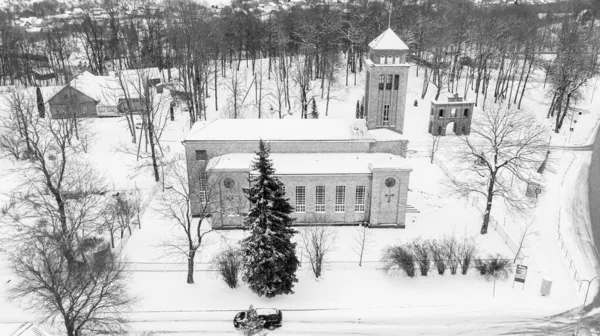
[299,216,337,278]
[292,55,318,119]
[351,224,372,266]
[0,88,38,160]
[441,234,459,275]
[116,69,171,182]
[223,66,247,119]
[447,104,548,234]
[268,61,289,119]
[430,134,442,164]
[457,235,479,275]
[154,157,216,284]
[7,237,134,336]
[513,220,536,263]
[0,157,134,336]
[102,191,141,248]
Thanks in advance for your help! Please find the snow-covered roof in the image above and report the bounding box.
[255,308,279,315]
[208,153,410,175]
[368,28,409,51]
[367,128,406,141]
[186,119,381,142]
[68,71,122,106]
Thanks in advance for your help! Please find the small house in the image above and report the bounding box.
[47,85,98,119]
[48,71,122,118]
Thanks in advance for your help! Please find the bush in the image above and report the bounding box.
[213,247,243,289]
[299,225,337,279]
[410,238,431,276]
[441,235,459,275]
[457,236,478,275]
[428,239,447,275]
[474,254,511,281]
[382,245,416,277]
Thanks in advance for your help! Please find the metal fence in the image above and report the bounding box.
[557,210,582,285]
[433,155,522,262]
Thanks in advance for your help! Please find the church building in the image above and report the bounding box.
[183,28,412,229]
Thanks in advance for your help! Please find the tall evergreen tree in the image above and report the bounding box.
[240,140,299,298]
[36,86,45,118]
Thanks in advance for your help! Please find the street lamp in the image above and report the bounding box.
[575,275,600,336]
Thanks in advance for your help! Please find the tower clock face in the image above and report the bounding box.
[223,177,235,189]
[385,177,396,188]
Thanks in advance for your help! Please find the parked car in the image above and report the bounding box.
[233,308,283,330]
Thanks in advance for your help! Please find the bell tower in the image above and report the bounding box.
[363,28,410,134]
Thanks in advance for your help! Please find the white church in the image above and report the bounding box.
[183,28,414,229]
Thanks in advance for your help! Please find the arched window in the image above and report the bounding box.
[464,108,469,117]
[387,55,393,64]
[450,108,457,117]
[437,126,442,135]
[394,55,400,64]
[380,55,385,64]
[438,109,444,118]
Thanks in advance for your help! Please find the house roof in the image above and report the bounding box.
[368,28,409,51]
[185,119,398,142]
[68,71,121,106]
[207,153,410,175]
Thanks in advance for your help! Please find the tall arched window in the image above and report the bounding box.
[438,109,444,118]
[464,108,470,117]
[450,108,457,117]
[380,55,385,64]
[394,55,400,64]
[387,55,393,64]
[437,126,442,135]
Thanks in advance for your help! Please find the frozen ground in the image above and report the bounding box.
[0,55,599,334]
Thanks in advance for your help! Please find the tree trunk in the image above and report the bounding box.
[147,112,160,182]
[481,174,496,235]
[187,249,196,284]
[518,56,534,109]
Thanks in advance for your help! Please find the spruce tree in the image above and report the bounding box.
[240,140,299,298]
[36,86,45,118]
[310,99,319,119]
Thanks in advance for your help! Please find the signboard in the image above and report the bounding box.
[514,265,528,283]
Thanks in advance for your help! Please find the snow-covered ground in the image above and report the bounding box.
[1,55,599,335]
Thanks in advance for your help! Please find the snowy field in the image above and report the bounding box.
[0,55,599,334]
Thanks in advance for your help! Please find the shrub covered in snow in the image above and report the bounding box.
[428,239,447,275]
[474,254,511,281]
[213,246,243,289]
[442,235,460,275]
[410,238,431,276]
[457,236,479,275]
[382,245,416,277]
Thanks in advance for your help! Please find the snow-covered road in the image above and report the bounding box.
[125,309,563,336]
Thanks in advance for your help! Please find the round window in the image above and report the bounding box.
[384,177,396,188]
[223,178,235,189]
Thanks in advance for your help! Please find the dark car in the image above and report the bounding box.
[233,308,283,330]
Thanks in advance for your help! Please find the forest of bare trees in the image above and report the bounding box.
[1,0,599,129]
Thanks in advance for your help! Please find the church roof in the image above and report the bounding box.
[368,28,409,51]
[185,118,376,142]
[207,153,411,175]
